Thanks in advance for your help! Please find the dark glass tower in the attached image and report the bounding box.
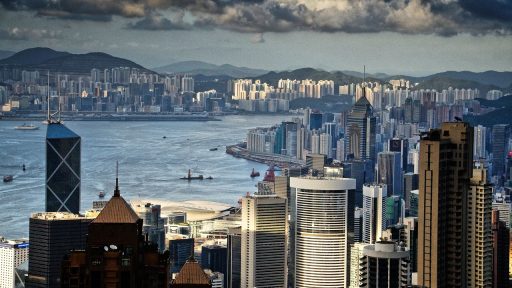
[46,123,81,213]
[345,95,376,162]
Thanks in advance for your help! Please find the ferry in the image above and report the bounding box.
[15,123,39,130]
[98,191,105,198]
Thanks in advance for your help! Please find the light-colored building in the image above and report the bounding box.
[0,238,29,288]
[349,242,369,288]
[467,164,493,287]
[291,176,356,287]
[240,193,288,288]
[362,184,387,244]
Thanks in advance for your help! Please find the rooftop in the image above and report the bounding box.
[46,123,80,139]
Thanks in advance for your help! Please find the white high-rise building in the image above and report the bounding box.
[311,132,320,154]
[291,176,356,287]
[0,238,29,288]
[360,241,411,287]
[362,184,387,244]
[319,133,332,158]
[241,193,288,288]
[349,242,369,288]
[474,125,487,159]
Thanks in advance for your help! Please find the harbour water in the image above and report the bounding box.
[0,115,294,239]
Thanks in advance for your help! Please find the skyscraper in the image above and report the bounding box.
[345,95,376,162]
[473,125,487,159]
[240,194,287,288]
[417,122,474,287]
[467,163,493,287]
[46,123,81,213]
[492,210,509,288]
[0,238,29,288]
[377,151,402,197]
[389,138,409,170]
[362,184,387,244]
[26,212,92,288]
[169,238,195,273]
[226,228,241,288]
[291,176,356,287]
[201,245,227,276]
[492,124,510,178]
[359,241,410,287]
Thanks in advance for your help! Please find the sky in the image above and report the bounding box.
[0,0,511,76]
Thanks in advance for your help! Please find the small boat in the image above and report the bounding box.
[250,168,260,178]
[209,147,218,151]
[3,175,13,183]
[206,176,213,180]
[163,136,167,139]
[22,164,26,172]
[15,123,39,130]
[98,191,105,198]
[180,169,204,180]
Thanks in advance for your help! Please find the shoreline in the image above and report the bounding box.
[225,143,304,168]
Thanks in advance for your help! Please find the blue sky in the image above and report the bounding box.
[0,0,511,75]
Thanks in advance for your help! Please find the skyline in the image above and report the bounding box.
[0,1,511,75]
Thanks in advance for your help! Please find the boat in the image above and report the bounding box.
[206,176,213,180]
[209,147,218,151]
[180,169,204,180]
[15,123,39,130]
[98,191,105,198]
[3,175,13,183]
[163,136,167,139]
[22,164,26,172]
[250,168,260,178]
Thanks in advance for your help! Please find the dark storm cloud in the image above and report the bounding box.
[1,0,511,36]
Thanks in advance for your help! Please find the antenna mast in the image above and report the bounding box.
[47,70,50,123]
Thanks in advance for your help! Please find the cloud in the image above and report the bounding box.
[250,33,265,43]
[0,27,63,40]
[128,11,191,30]
[1,0,511,36]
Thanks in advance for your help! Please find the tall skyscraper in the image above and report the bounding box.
[240,193,287,288]
[291,176,356,287]
[201,245,227,276]
[467,163,493,287]
[389,138,409,170]
[492,124,510,178]
[417,122,474,287]
[377,151,402,197]
[46,123,81,213]
[473,125,487,159]
[0,238,29,288]
[345,95,376,161]
[492,210,509,288]
[359,241,410,287]
[26,212,92,288]
[227,228,241,288]
[362,184,387,244]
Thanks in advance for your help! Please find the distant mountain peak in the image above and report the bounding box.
[153,60,268,78]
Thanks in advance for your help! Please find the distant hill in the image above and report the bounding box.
[0,47,151,75]
[465,94,512,127]
[254,68,378,87]
[412,77,503,95]
[289,95,353,112]
[153,61,268,78]
[0,50,15,61]
[341,70,391,80]
[424,71,512,88]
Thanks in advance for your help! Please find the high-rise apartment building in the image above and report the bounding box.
[473,125,487,159]
[46,123,81,213]
[291,176,356,287]
[0,238,29,288]
[362,184,387,244]
[467,164,493,287]
[417,122,474,287]
[26,212,92,288]
[345,95,376,162]
[359,241,410,287]
[240,194,287,288]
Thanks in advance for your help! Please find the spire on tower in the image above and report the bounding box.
[114,161,120,197]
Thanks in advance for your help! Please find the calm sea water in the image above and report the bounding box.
[0,115,293,239]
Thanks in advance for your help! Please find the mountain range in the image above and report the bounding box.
[1,47,511,95]
[0,47,151,75]
[153,60,268,78]
[0,50,15,61]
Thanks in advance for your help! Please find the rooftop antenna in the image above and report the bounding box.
[114,161,120,197]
